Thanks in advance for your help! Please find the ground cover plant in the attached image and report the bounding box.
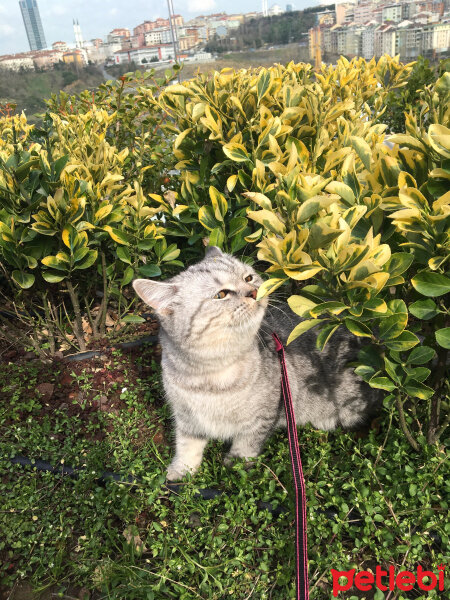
[0,343,448,599]
[0,55,449,598]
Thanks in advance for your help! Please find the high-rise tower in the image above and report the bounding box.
[19,0,47,51]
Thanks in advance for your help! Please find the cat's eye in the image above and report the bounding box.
[214,290,229,299]
[245,275,253,282]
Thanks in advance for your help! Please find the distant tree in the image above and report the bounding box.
[205,8,333,53]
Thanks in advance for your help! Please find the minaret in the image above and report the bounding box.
[262,0,268,17]
[73,19,84,48]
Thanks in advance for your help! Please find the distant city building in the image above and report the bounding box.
[107,28,131,44]
[268,4,284,16]
[19,0,47,51]
[52,41,68,51]
[0,48,63,71]
[309,0,450,62]
[63,49,85,67]
[114,44,175,65]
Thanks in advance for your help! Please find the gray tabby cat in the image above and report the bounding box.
[133,247,378,481]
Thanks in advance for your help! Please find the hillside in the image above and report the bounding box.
[206,6,334,52]
[0,64,105,121]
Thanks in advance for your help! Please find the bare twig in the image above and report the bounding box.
[395,395,419,452]
[65,280,86,351]
[260,462,288,494]
[97,251,108,335]
[43,293,56,355]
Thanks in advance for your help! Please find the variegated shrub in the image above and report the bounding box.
[0,70,180,353]
[159,58,449,447]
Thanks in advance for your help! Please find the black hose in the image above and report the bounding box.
[64,335,159,362]
[10,455,287,516]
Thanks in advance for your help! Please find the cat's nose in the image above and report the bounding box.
[246,289,257,300]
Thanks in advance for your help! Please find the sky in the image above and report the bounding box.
[0,0,319,55]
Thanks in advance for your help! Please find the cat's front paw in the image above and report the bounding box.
[166,460,196,482]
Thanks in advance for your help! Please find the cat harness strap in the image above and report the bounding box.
[272,332,309,600]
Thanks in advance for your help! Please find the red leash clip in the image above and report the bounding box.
[272,332,309,600]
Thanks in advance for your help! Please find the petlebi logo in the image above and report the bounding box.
[331,564,446,596]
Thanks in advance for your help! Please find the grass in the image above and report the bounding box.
[0,345,448,599]
[164,45,310,81]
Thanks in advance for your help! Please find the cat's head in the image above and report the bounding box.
[133,247,267,354]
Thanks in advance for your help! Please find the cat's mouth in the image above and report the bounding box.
[230,297,267,329]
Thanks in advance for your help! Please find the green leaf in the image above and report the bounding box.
[407,346,436,365]
[104,226,131,246]
[308,223,341,250]
[209,186,228,221]
[121,266,134,286]
[228,217,248,238]
[350,136,372,170]
[316,324,340,351]
[12,270,35,289]
[247,209,285,235]
[53,154,70,180]
[198,205,220,231]
[387,299,407,315]
[435,327,450,349]
[310,301,347,317]
[287,295,317,317]
[256,277,286,301]
[384,357,403,384]
[257,69,272,102]
[325,181,355,205]
[287,319,322,345]
[363,298,387,313]
[404,380,434,400]
[209,227,225,248]
[344,318,372,338]
[379,312,408,340]
[161,244,180,262]
[411,272,450,297]
[62,225,81,252]
[73,246,89,263]
[223,143,250,163]
[42,271,66,283]
[122,314,146,323]
[117,246,132,264]
[404,367,431,383]
[138,264,161,278]
[408,299,439,320]
[74,250,98,270]
[369,376,397,392]
[137,239,155,251]
[354,365,376,381]
[384,331,419,351]
[41,255,69,272]
[385,252,414,277]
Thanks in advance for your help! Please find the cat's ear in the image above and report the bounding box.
[133,279,177,315]
[205,246,223,259]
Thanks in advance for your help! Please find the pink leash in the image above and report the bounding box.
[272,332,309,600]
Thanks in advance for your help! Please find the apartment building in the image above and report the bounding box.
[310,0,450,61]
